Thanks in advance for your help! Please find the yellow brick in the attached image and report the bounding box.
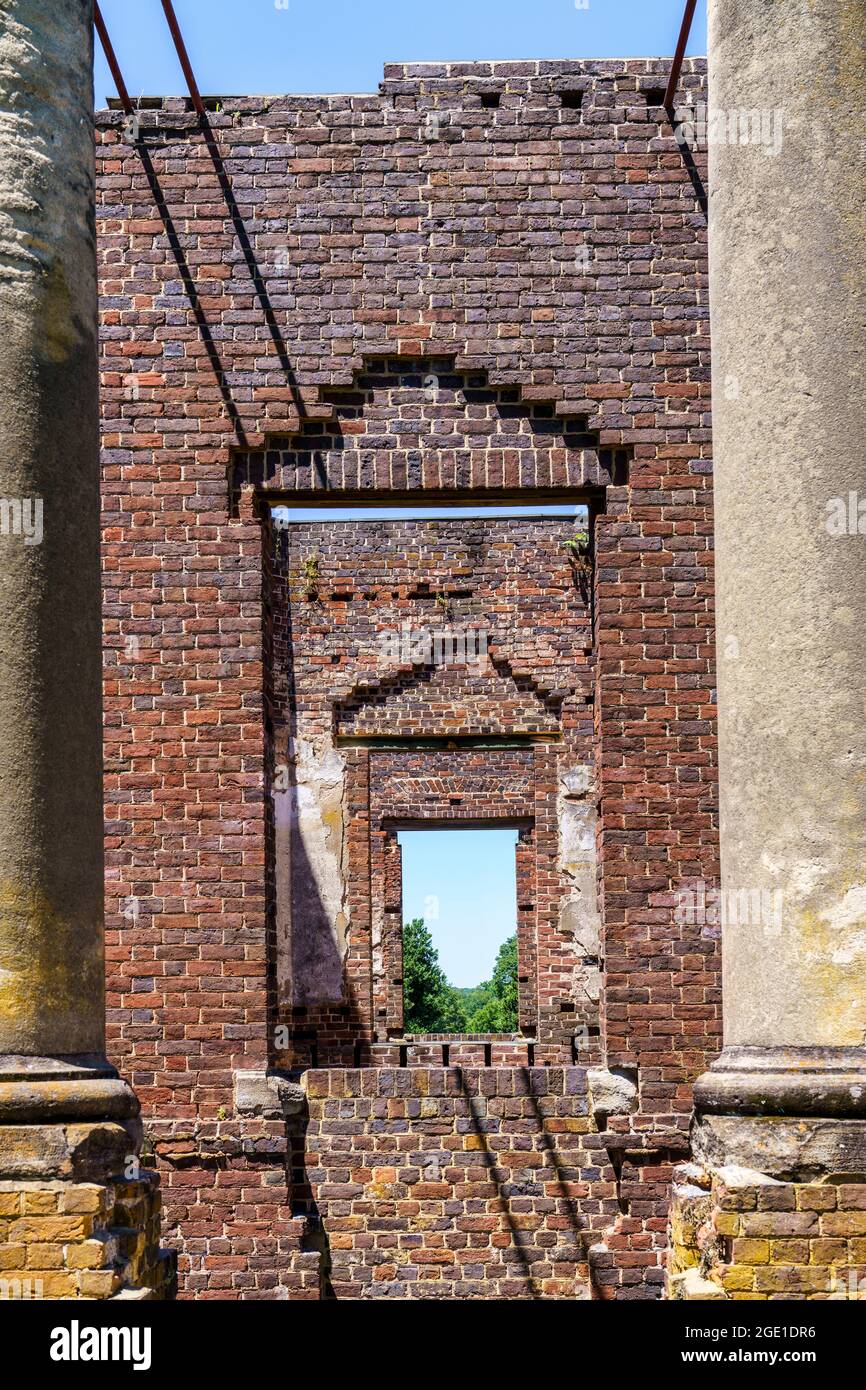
[715,1182,757,1213]
[22,1192,58,1216]
[26,1244,63,1270]
[511,1215,542,1231]
[797,1185,837,1212]
[0,1194,21,1218]
[65,1240,111,1271]
[732,1238,770,1265]
[722,1265,756,1292]
[713,1213,739,1237]
[9,1217,87,1243]
[810,1238,848,1264]
[0,1244,26,1270]
[0,1273,49,1300]
[37,1273,79,1298]
[821,1212,866,1238]
[770,1239,810,1264]
[78,1269,122,1298]
[754,1265,823,1294]
[59,1187,105,1216]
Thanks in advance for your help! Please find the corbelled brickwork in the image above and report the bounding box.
[96,57,717,1298]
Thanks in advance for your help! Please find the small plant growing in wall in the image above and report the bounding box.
[563,528,589,560]
[435,591,453,619]
[299,554,320,602]
[563,528,592,599]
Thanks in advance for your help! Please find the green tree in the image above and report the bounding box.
[464,935,518,1032]
[402,918,468,1033]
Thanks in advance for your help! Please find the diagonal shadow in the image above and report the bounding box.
[666,117,708,218]
[135,141,249,447]
[522,1069,599,1297]
[677,135,708,219]
[196,111,309,425]
[456,1067,543,1300]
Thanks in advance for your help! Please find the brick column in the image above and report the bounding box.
[0,0,169,1298]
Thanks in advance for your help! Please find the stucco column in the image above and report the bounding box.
[694,0,866,1167]
[0,0,137,1171]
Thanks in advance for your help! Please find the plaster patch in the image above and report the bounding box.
[822,883,866,933]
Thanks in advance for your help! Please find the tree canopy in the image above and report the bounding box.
[402,919,518,1034]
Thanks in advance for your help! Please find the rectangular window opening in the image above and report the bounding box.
[273,501,589,526]
[399,827,520,1036]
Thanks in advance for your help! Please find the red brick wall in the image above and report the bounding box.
[300,1066,618,1299]
[270,513,595,1064]
[97,57,718,1299]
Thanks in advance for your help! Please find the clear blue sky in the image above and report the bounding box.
[94,0,707,105]
[274,504,581,521]
[400,829,518,988]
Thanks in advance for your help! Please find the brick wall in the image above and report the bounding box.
[270,514,596,1064]
[97,57,718,1299]
[300,1066,617,1299]
[668,1165,866,1301]
[0,1176,172,1301]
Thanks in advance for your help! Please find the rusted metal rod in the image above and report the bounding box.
[93,0,134,115]
[664,0,698,112]
[159,0,207,119]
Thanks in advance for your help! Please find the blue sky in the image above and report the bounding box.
[274,504,582,522]
[94,0,707,105]
[399,829,518,988]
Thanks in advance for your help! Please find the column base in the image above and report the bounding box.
[667,1047,866,1300]
[0,1054,140,1182]
[0,1055,174,1299]
[692,1046,866,1181]
[694,1046,866,1119]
